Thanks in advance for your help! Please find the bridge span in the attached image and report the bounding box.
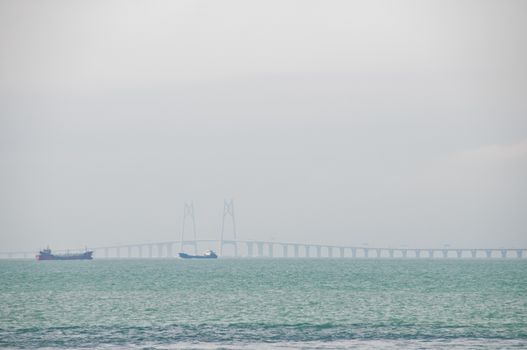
[1,239,526,259]
[2,201,526,260]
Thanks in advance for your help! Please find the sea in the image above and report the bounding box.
[1,259,526,349]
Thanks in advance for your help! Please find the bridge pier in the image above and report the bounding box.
[220,241,238,257]
[4,243,527,260]
[257,242,264,257]
[11,243,527,261]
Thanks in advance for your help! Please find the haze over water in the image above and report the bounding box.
[1,259,526,349]
[1,0,527,252]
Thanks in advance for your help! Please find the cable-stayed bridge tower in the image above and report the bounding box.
[180,201,198,254]
[4,200,527,259]
[220,199,237,256]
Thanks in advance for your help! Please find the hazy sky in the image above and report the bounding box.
[1,0,526,252]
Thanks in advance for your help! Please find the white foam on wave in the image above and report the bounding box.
[50,338,527,350]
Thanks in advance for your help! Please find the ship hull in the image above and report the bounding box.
[36,251,93,260]
[178,253,217,259]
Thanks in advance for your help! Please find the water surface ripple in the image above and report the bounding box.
[1,259,526,349]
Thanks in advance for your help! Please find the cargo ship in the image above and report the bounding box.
[178,250,218,259]
[36,247,93,260]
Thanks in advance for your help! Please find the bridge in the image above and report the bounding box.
[1,239,526,259]
[86,240,527,259]
[1,200,526,259]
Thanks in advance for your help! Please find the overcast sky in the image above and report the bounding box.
[1,0,526,252]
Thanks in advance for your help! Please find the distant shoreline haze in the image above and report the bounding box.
[1,0,526,251]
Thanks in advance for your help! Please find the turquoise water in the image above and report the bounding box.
[1,259,526,349]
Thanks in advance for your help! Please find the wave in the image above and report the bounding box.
[2,323,526,349]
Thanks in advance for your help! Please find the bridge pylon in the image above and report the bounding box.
[220,199,237,256]
[180,201,198,255]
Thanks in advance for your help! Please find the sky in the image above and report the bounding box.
[1,0,526,252]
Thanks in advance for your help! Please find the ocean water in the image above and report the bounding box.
[0,259,526,349]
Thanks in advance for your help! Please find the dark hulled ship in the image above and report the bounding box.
[178,250,218,259]
[36,247,93,260]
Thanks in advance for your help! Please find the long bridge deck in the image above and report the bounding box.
[1,239,526,259]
